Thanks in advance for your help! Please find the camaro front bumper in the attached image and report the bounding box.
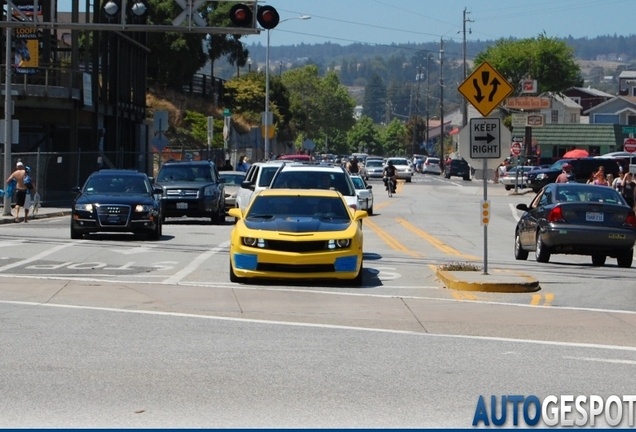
[230,244,362,281]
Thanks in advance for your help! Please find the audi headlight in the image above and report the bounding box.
[75,203,93,212]
[135,204,153,212]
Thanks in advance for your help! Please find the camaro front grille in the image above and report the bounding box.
[257,263,335,273]
[266,240,327,253]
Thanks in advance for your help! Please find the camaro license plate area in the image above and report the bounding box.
[176,202,188,209]
[586,212,603,222]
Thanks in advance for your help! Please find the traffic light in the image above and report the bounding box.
[257,5,279,30]
[480,200,490,226]
[229,3,253,27]
[101,0,148,23]
[128,0,149,23]
[101,0,121,22]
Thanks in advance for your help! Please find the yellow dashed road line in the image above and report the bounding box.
[531,294,555,306]
[364,218,423,258]
[396,217,480,261]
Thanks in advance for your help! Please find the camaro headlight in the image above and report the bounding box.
[74,203,93,212]
[135,204,153,212]
[328,239,351,249]
[536,173,546,180]
[243,237,266,248]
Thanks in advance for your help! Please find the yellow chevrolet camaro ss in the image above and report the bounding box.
[228,189,367,286]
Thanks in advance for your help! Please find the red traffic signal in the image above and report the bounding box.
[257,5,279,30]
[229,3,253,27]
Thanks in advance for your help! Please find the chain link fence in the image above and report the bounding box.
[2,148,226,207]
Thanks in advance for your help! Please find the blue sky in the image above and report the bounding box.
[59,0,634,48]
[241,0,634,47]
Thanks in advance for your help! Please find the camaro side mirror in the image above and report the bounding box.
[71,186,81,193]
[228,208,243,219]
[516,203,530,212]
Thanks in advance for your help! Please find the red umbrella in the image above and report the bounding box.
[562,149,589,158]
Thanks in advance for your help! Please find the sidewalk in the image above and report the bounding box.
[0,206,71,224]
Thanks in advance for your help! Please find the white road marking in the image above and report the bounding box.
[1,298,636,353]
[109,246,157,255]
[563,356,636,365]
[0,243,72,272]
[509,203,521,222]
[162,241,230,284]
[0,240,24,248]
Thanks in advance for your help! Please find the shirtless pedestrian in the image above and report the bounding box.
[5,161,30,222]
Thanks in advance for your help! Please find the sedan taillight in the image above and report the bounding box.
[547,206,564,222]
[624,211,636,227]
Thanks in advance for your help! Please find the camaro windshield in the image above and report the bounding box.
[247,196,350,220]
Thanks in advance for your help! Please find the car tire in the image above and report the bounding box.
[505,185,513,190]
[406,177,412,183]
[591,254,606,266]
[211,200,225,225]
[514,231,528,260]
[148,219,162,241]
[463,175,470,181]
[367,205,373,216]
[617,249,633,268]
[229,260,246,283]
[535,233,550,263]
[70,225,83,240]
[346,264,364,287]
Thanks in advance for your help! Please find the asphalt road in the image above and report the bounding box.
[1,173,635,427]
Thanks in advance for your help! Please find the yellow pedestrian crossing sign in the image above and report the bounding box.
[458,61,513,117]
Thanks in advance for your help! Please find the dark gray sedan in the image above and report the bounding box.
[514,183,636,267]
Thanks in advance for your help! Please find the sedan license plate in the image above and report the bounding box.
[586,212,603,222]
[176,202,188,209]
[107,215,120,223]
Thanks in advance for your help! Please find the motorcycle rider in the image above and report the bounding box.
[382,160,397,194]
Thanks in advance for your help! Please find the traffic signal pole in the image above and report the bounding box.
[3,4,13,216]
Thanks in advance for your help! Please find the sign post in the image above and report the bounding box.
[458,62,513,275]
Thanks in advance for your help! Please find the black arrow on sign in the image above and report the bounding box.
[475,133,496,144]
[472,78,484,103]
[489,77,501,102]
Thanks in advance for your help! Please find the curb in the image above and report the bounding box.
[0,210,71,225]
[435,269,540,293]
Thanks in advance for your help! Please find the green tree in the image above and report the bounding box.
[224,72,291,128]
[363,72,386,123]
[282,65,355,145]
[347,116,380,155]
[380,118,408,156]
[474,33,583,94]
[146,0,208,89]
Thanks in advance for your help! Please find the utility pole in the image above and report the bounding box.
[426,54,431,151]
[439,38,445,158]
[461,7,473,128]
[413,64,423,156]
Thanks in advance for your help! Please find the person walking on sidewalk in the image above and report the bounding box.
[5,161,30,222]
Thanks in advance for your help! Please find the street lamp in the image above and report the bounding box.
[264,15,310,159]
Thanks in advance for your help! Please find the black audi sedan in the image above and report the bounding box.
[71,170,163,240]
[514,183,636,267]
